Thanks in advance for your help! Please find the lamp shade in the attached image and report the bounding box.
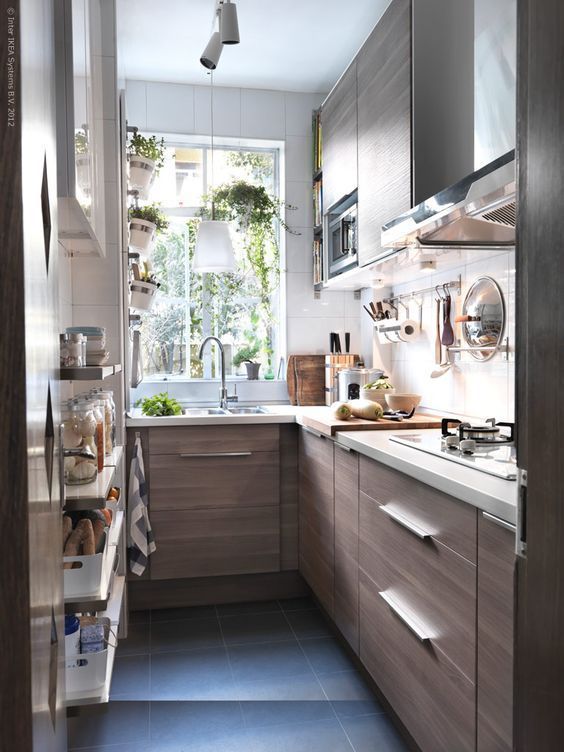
[193,220,236,273]
[200,31,223,69]
[220,1,240,44]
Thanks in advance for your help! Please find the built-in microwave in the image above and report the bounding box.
[326,190,358,279]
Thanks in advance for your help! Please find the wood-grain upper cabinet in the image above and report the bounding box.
[477,511,515,752]
[148,425,281,580]
[322,63,358,213]
[298,428,334,615]
[357,0,412,266]
[334,444,359,653]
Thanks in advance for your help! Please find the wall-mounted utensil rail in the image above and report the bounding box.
[383,275,461,307]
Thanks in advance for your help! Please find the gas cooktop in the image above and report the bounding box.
[390,432,517,480]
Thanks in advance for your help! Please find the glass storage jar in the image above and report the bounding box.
[62,401,98,485]
[92,389,116,454]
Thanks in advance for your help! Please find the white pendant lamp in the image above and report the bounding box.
[193,72,236,274]
[220,1,240,45]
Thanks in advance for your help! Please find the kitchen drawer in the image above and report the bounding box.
[148,424,279,455]
[150,507,280,580]
[360,455,477,563]
[149,451,279,511]
[299,512,334,615]
[359,491,476,680]
[359,571,475,752]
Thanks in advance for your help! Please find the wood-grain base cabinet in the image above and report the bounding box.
[477,511,515,752]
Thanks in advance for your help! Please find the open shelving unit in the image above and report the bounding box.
[60,364,122,381]
[64,460,120,512]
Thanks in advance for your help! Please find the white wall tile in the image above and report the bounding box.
[287,316,348,355]
[240,89,285,139]
[286,272,344,317]
[285,181,313,228]
[125,80,147,129]
[104,180,120,245]
[343,317,361,358]
[194,85,241,137]
[285,135,312,182]
[285,228,313,274]
[71,248,121,306]
[101,56,117,120]
[146,82,195,134]
[99,0,116,58]
[102,118,118,183]
[285,92,325,137]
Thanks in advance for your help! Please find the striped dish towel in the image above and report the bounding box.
[127,434,156,576]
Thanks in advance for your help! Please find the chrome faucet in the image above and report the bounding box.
[198,336,238,410]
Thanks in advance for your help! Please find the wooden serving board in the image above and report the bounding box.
[299,407,442,437]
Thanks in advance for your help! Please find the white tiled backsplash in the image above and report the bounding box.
[361,250,515,422]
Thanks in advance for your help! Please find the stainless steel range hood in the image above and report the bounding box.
[381,149,516,251]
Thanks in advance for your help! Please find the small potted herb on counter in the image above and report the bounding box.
[127,133,165,197]
[233,345,261,380]
[129,203,169,254]
[136,392,182,416]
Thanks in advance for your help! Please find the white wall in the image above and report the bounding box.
[361,250,515,422]
[125,80,362,362]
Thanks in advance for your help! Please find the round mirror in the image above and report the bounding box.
[461,276,505,361]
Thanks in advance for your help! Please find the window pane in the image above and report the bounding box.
[151,146,204,208]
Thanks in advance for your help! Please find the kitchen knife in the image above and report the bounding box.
[335,332,342,353]
[345,332,350,353]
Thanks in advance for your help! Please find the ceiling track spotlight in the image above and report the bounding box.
[200,0,240,70]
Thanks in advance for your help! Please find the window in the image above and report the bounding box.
[138,138,283,381]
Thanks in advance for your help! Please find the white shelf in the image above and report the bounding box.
[60,364,122,381]
[104,444,124,468]
[64,465,117,512]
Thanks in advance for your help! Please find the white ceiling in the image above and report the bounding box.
[117,0,391,93]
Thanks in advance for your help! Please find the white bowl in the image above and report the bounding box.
[385,393,422,412]
[360,388,395,409]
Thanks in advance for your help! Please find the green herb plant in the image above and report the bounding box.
[135,392,182,416]
[75,129,88,155]
[130,203,169,232]
[128,133,166,171]
[233,345,260,367]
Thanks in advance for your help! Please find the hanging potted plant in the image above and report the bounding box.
[129,203,169,254]
[127,133,165,197]
[74,128,90,194]
[233,345,261,380]
[129,263,160,311]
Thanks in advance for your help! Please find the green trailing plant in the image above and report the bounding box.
[130,203,169,232]
[135,392,182,416]
[233,345,260,367]
[128,133,166,171]
[75,129,88,155]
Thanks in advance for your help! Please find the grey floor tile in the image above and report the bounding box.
[217,600,282,616]
[278,596,317,612]
[228,640,314,683]
[150,729,253,752]
[116,621,151,656]
[241,699,334,729]
[69,745,151,752]
[150,646,237,700]
[340,713,409,752]
[66,701,150,748]
[318,670,384,719]
[286,608,332,639]
[129,609,151,625]
[151,605,217,622]
[151,616,223,653]
[110,654,151,700]
[236,672,326,701]
[299,636,356,676]
[247,717,355,752]
[220,611,295,646]
[150,700,244,748]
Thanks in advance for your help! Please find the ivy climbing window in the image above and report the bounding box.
[139,137,284,380]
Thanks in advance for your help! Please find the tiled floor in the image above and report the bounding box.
[67,598,409,752]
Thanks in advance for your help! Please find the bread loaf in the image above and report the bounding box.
[63,524,84,567]
[62,516,73,550]
[93,519,106,554]
[78,519,96,556]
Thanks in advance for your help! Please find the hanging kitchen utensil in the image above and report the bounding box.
[363,305,376,321]
[375,301,386,321]
[434,297,442,365]
[441,287,455,346]
[456,275,506,361]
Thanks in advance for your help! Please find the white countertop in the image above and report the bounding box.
[126,407,517,523]
[335,428,517,525]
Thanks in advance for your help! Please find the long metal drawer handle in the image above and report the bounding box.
[179,452,252,458]
[378,590,432,642]
[379,505,431,539]
[302,426,325,439]
[482,511,516,533]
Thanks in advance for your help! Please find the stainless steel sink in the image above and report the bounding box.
[183,408,228,416]
[227,406,268,415]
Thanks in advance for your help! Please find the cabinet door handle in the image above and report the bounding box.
[179,452,252,458]
[378,590,432,642]
[379,505,431,539]
[335,443,354,454]
[482,511,516,533]
[302,426,325,439]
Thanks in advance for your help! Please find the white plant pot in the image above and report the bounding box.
[129,280,158,311]
[75,153,91,195]
[128,155,156,198]
[129,217,157,254]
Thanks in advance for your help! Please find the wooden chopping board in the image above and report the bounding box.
[299,406,442,437]
[287,355,325,406]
